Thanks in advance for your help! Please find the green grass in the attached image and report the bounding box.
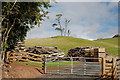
[25,36,119,56]
[14,62,43,67]
[28,62,43,66]
[14,61,78,67]
[14,62,27,65]
[46,61,78,66]
[94,37,119,56]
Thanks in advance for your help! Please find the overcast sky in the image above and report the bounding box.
[26,1,118,40]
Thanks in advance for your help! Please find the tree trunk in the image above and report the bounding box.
[2,19,16,63]
[58,19,63,36]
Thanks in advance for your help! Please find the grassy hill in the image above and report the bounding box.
[94,37,119,56]
[25,36,119,56]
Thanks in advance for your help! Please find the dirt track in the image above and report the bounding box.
[2,63,43,78]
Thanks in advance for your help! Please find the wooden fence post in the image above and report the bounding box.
[112,58,117,80]
[43,55,46,74]
[101,58,106,78]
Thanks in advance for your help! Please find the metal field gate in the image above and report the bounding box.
[45,57,102,77]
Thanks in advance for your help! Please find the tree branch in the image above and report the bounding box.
[10,0,17,10]
[1,0,17,22]
[3,18,16,50]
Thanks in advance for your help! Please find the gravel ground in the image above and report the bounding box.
[39,74,101,80]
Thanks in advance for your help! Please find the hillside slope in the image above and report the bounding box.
[25,36,119,56]
[94,37,119,56]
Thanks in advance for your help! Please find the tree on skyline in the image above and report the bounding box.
[52,14,71,36]
[64,18,71,36]
[52,14,63,36]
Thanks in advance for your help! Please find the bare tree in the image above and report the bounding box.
[52,14,71,36]
[67,29,71,36]
[64,18,71,36]
[52,14,64,36]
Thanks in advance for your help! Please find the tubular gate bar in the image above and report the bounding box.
[45,57,102,77]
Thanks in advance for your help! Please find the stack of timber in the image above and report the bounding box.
[67,47,85,57]
[14,40,25,52]
[25,46,64,57]
[68,47,106,58]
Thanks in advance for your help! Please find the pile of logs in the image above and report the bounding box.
[67,47,104,57]
[25,46,64,57]
[67,47,85,57]
[14,41,25,52]
[14,41,65,58]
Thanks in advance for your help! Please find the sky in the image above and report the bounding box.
[26,1,118,40]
